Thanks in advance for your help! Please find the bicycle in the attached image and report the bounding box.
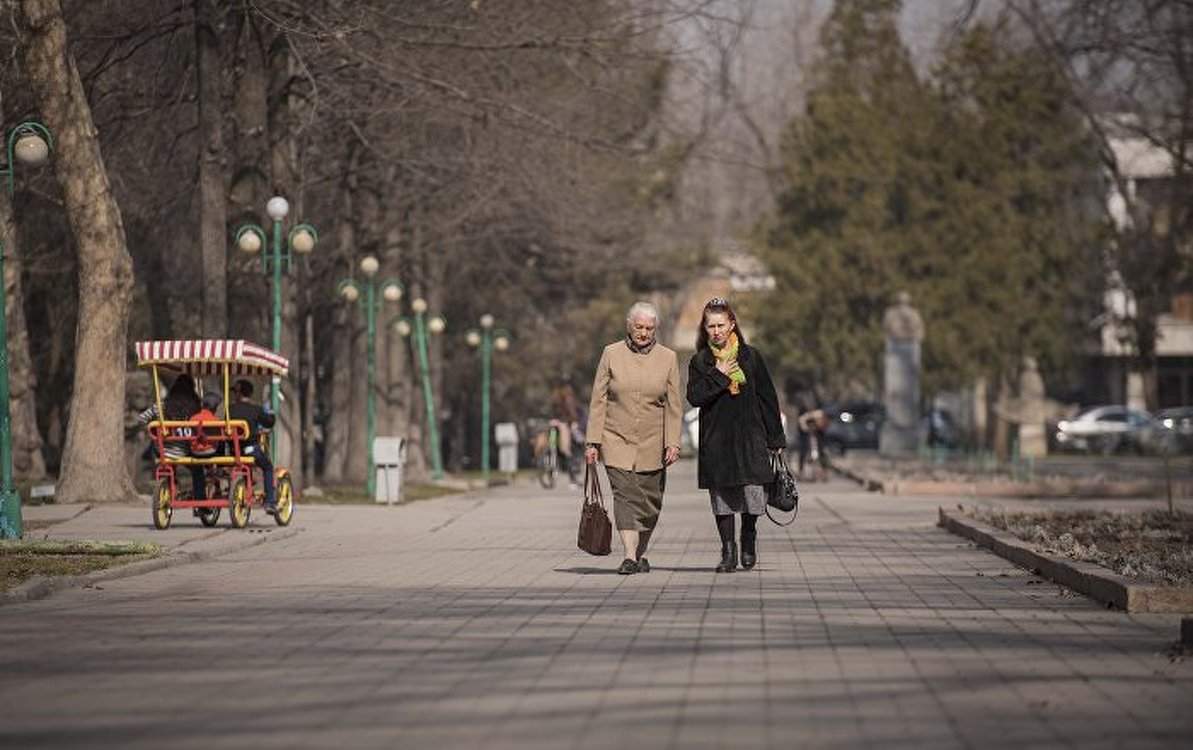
[535,423,560,489]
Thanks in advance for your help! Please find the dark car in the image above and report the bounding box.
[923,407,964,449]
[1149,406,1193,455]
[817,402,961,456]
[821,402,884,456]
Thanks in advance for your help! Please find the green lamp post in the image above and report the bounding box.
[465,315,510,484]
[338,255,402,497]
[393,298,446,481]
[233,195,317,460]
[0,121,53,539]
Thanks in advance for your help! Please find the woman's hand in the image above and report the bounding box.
[715,357,737,376]
[664,446,680,466]
[584,445,600,465]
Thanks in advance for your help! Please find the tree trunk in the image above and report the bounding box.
[195,0,228,337]
[321,292,352,483]
[379,217,412,441]
[302,307,316,481]
[0,186,47,479]
[21,0,136,502]
[227,9,269,343]
[343,297,368,483]
[267,28,302,483]
[992,372,1012,462]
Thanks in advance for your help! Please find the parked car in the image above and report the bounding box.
[923,407,964,450]
[1051,405,1153,455]
[816,402,963,456]
[822,402,883,456]
[1149,406,1193,455]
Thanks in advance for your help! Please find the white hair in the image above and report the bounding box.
[626,301,659,324]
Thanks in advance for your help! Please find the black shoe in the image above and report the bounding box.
[715,541,738,573]
[617,558,639,575]
[637,557,650,573]
[741,530,757,570]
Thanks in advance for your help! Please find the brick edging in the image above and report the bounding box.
[937,508,1193,613]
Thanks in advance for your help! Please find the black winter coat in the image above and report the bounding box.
[687,342,786,489]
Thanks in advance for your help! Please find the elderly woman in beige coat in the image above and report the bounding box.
[584,301,683,575]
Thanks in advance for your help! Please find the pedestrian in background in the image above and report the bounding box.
[797,407,829,482]
[584,301,682,575]
[686,298,786,572]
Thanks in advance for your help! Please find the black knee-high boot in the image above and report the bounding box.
[715,514,737,572]
[740,513,758,570]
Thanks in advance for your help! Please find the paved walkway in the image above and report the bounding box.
[1,459,1190,748]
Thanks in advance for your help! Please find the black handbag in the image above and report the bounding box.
[766,451,799,526]
[577,464,613,555]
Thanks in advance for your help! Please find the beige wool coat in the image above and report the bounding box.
[585,340,683,472]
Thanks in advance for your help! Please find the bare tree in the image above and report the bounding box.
[20,0,136,502]
[0,99,47,479]
[195,0,228,337]
[1010,0,1193,406]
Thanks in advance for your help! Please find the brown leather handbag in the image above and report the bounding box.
[577,464,613,556]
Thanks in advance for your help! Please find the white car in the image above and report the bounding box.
[683,407,700,452]
[1053,405,1152,454]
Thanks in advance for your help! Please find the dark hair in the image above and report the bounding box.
[235,379,254,398]
[695,297,746,352]
[163,374,200,420]
[201,391,222,411]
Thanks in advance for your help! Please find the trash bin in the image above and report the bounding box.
[495,422,518,478]
[374,436,407,504]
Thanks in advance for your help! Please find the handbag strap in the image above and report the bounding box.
[765,502,798,526]
[584,463,607,508]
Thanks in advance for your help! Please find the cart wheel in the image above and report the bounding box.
[229,478,250,529]
[198,507,221,527]
[273,474,294,527]
[153,479,173,530]
[198,482,221,527]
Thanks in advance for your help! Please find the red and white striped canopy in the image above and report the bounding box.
[134,340,289,378]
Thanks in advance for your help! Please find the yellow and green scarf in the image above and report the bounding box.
[710,331,746,395]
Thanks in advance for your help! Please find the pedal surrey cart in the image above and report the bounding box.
[135,339,295,529]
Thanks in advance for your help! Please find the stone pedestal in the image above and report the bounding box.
[880,338,921,456]
[880,292,923,458]
[1018,356,1048,458]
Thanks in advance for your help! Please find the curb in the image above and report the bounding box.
[1,525,301,606]
[938,508,1193,613]
[836,462,1186,499]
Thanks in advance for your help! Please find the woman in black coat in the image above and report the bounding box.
[686,298,786,572]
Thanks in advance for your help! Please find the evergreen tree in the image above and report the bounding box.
[752,3,1103,402]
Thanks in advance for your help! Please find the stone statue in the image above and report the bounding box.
[882,290,924,342]
[880,291,923,456]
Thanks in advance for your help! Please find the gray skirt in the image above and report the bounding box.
[709,484,767,516]
[607,466,665,532]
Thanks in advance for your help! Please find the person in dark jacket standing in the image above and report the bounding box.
[686,298,786,572]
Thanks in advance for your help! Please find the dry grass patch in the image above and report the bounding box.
[968,508,1193,587]
[1,540,162,592]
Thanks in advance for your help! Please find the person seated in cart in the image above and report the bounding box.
[229,379,277,512]
[139,373,206,500]
[188,391,223,459]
